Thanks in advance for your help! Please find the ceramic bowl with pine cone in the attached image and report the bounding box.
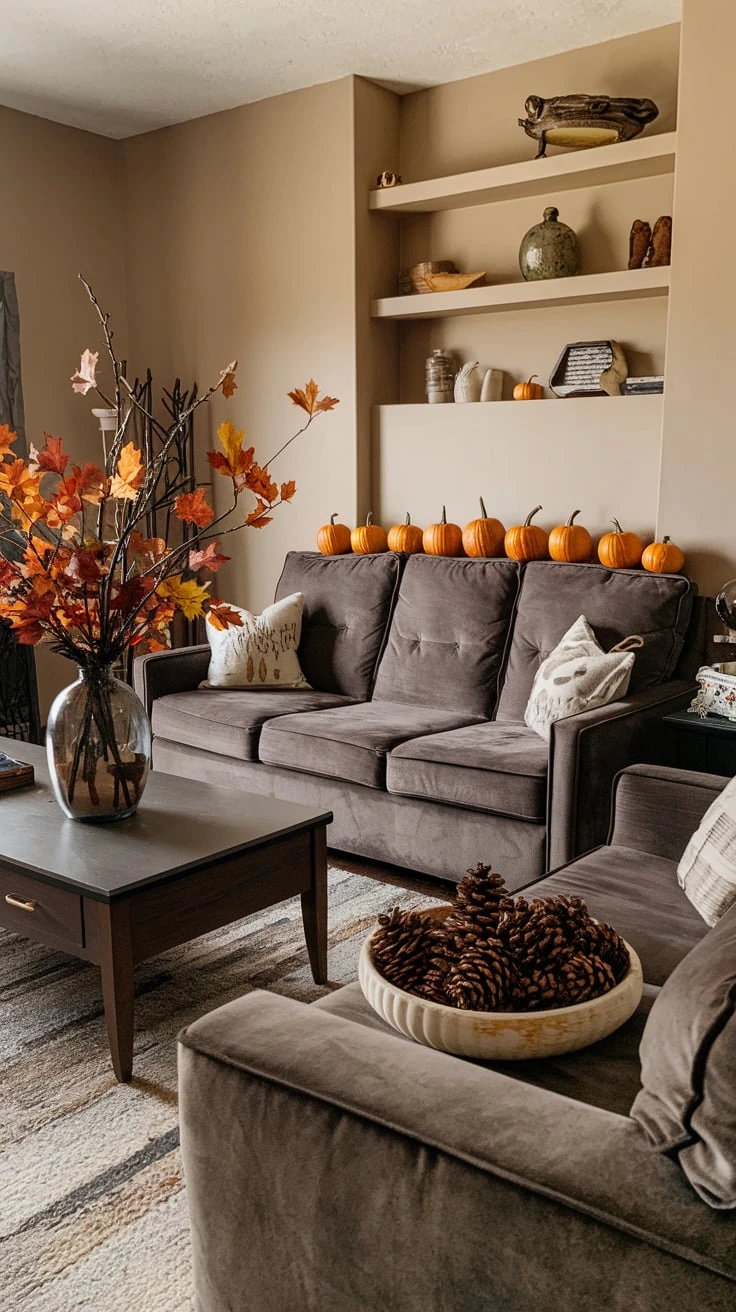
[358,905,643,1061]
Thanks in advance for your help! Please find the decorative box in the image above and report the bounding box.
[689,664,736,721]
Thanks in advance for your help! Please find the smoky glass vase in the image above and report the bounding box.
[46,664,151,822]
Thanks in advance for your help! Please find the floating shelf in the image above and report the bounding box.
[371,267,670,320]
[368,132,677,214]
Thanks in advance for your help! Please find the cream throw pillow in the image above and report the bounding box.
[201,592,311,690]
[677,776,736,926]
[524,615,638,742]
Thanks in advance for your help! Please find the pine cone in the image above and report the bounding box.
[445,943,518,1011]
[558,951,617,1005]
[574,920,630,983]
[453,864,511,934]
[372,907,435,993]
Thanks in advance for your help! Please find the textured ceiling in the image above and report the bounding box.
[0,0,680,139]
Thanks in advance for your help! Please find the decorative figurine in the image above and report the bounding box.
[628,220,651,269]
[518,94,659,159]
[628,216,672,269]
[376,170,403,188]
[519,206,580,281]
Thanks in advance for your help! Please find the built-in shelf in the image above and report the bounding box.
[368,132,677,214]
[371,266,670,320]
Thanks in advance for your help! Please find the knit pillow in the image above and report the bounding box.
[631,904,736,1208]
[201,592,311,690]
[524,615,638,742]
[677,775,736,926]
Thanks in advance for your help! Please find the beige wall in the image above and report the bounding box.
[0,106,128,716]
[121,80,359,616]
[658,0,736,596]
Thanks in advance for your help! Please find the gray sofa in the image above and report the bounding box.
[135,551,700,886]
[178,764,736,1311]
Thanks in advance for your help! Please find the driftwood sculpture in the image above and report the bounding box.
[519,94,659,158]
[628,216,672,269]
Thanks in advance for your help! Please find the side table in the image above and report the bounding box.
[662,708,736,777]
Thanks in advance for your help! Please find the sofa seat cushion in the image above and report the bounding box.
[527,845,708,985]
[496,560,694,722]
[150,689,356,761]
[386,722,548,822]
[313,980,658,1118]
[258,702,482,789]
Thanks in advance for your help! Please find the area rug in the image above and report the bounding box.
[0,866,445,1311]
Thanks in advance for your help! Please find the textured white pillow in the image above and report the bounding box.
[201,592,311,690]
[524,615,637,742]
[677,777,736,926]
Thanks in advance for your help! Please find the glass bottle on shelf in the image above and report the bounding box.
[425,348,455,404]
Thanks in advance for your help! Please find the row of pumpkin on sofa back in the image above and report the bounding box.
[317,504,685,574]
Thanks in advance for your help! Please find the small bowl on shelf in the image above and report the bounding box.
[358,905,643,1061]
[423,271,487,293]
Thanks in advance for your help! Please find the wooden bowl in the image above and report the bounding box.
[423,271,487,293]
[358,905,643,1061]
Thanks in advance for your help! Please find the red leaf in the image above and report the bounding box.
[36,434,69,475]
[207,602,244,631]
[175,487,214,528]
[189,541,230,573]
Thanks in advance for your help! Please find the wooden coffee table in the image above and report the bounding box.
[0,739,331,1082]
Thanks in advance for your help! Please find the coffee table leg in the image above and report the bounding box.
[93,900,135,1083]
[301,826,328,985]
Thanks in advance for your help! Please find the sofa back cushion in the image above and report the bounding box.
[631,904,736,1209]
[496,561,694,722]
[275,551,400,699]
[372,556,521,717]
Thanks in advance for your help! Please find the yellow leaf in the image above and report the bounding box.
[110,442,145,501]
[156,575,211,621]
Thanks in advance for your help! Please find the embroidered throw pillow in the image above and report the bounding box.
[524,615,638,742]
[677,776,736,926]
[201,592,311,690]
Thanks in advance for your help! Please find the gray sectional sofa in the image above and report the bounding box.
[178,764,736,1311]
[135,551,701,885]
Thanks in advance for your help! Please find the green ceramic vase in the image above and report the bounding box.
[519,206,580,281]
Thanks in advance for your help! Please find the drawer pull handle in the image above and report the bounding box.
[5,893,37,913]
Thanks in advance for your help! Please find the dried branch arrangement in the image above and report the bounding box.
[372,865,630,1012]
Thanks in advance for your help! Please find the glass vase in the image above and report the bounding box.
[46,664,151,822]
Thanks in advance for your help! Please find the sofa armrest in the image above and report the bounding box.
[179,991,736,1312]
[610,763,725,860]
[133,644,210,716]
[548,680,695,869]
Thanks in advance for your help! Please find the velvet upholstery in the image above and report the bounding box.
[179,990,736,1312]
[313,979,657,1119]
[257,701,482,789]
[387,721,548,821]
[496,561,694,722]
[610,764,727,860]
[632,905,736,1208]
[150,688,355,761]
[152,736,546,886]
[372,555,521,716]
[133,643,210,716]
[547,680,695,868]
[527,844,707,985]
[275,551,401,698]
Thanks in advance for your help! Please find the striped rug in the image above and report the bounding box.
[0,864,447,1311]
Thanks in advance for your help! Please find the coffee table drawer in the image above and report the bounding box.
[0,866,84,947]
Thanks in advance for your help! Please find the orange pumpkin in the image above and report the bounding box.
[642,535,685,575]
[317,512,352,556]
[504,505,548,562]
[597,519,643,570]
[462,497,505,558]
[513,375,545,401]
[422,506,463,557]
[387,513,424,555]
[548,510,593,564]
[350,512,388,555]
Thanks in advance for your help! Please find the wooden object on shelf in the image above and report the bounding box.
[399,260,456,295]
[628,219,652,269]
[550,340,629,398]
[518,93,659,159]
[423,271,486,293]
[372,267,670,320]
[369,132,677,214]
[646,215,672,267]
